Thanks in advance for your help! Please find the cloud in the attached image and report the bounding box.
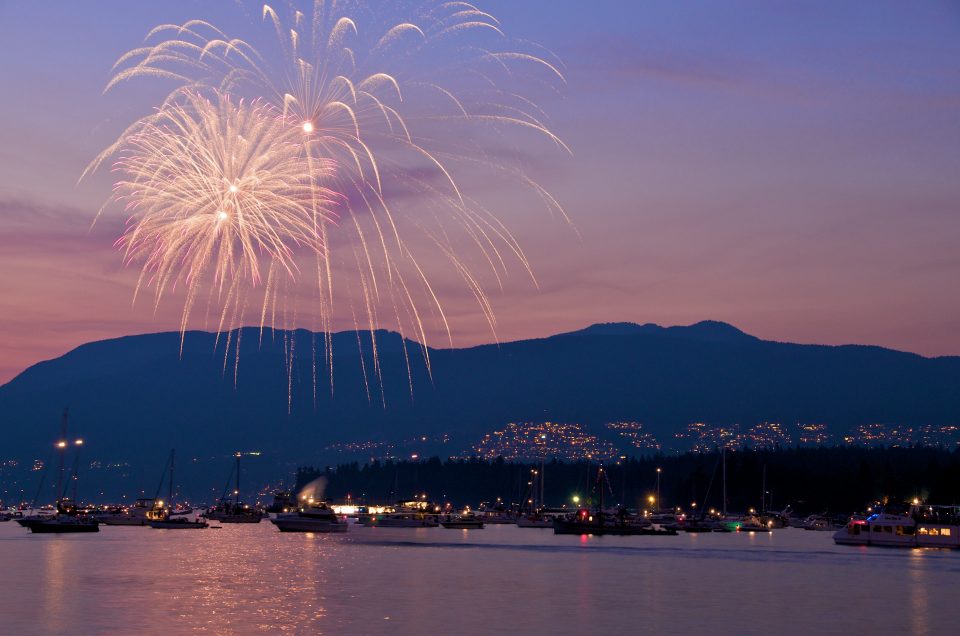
[0,197,120,256]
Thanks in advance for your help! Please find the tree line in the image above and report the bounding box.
[296,446,960,514]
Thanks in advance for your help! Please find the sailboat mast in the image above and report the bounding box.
[540,456,545,509]
[235,452,241,506]
[598,466,604,527]
[722,447,727,517]
[761,464,767,514]
[169,450,175,506]
[55,408,68,509]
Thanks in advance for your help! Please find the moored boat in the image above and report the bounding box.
[203,453,263,523]
[23,411,98,534]
[553,467,677,537]
[833,504,960,548]
[94,498,156,526]
[370,512,439,527]
[802,514,835,531]
[271,503,348,533]
[441,514,484,529]
[20,513,99,534]
[146,450,208,530]
[516,513,553,528]
[148,517,209,529]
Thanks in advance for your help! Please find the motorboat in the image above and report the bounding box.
[441,514,485,529]
[20,498,98,533]
[271,503,348,533]
[516,514,553,528]
[147,517,209,529]
[802,514,835,531]
[737,513,772,532]
[476,503,518,524]
[94,498,156,526]
[369,512,439,528]
[834,504,960,548]
[20,514,99,534]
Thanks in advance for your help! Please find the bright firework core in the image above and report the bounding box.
[302,121,314,134]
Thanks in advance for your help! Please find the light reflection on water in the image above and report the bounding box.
[1,523,956,635]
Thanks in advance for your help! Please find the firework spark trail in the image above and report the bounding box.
[95,0,569,401]
[108,91,337,350]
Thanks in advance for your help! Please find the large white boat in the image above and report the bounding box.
[271,503,348,533]
[360,498,441,527]
[370,512,439,528]
[834,504,960,548]
[94,498,156,526]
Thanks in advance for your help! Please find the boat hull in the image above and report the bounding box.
[441,521,484,529]
[553,520,674,536]
[205,513,262,524]
[99,516,148,526]
[373,518,439,528]
[271,518,348,533]
[147,520,208,529]
[21,518,99,533]
[516,517,553,528]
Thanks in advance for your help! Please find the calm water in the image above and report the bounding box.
[0,521,956,635]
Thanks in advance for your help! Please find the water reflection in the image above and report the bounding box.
[909,550,928,636]
[41,538,66,634]
[1,524,957,634]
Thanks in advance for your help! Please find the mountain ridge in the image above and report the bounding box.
[2,320,959,482]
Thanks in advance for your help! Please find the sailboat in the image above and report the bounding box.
[147,450,208,529]
[21,409,99,534]
[203,453,263,523]
[516,465,553,528]
[553,466,676,536]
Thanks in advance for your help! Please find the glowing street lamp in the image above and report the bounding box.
[655,467,662,512]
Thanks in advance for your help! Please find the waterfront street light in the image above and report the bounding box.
[655,467,662,513]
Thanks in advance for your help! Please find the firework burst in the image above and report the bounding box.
[110,91,337,341]
[93,0,569,401]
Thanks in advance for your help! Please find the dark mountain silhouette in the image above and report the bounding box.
[2,322,959,481]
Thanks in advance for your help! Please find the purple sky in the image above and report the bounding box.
[1,1,959,383]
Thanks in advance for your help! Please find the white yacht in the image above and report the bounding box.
[271,503,348,533]
[94,498,156,526]
[834,504,960,548]
[371,512,439,528]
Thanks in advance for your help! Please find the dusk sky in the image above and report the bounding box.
[1,1,959,384]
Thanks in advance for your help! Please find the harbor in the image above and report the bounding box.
[0,515,955,634]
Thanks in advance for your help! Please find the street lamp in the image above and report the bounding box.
[655,467,662,513]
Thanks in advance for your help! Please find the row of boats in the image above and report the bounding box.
[6,490,957,547]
